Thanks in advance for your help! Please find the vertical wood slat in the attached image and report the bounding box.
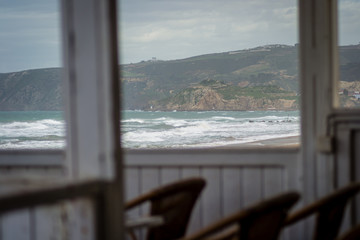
[336,128,351,187]
[125,168,141,202]
[139,168,160,239]
[1,210,31,240]
[35,206,64,240]
[0,163,289,240]
[123,164,289,240]
[201,168,222,227]
[243,168,263,206]
[335,128,351,232]
[124,168,141,240]
[160,168,180,185]
[222,168,242,216]
[182,167,202,235]
[125,166,141,235]
[64,199,96,240]
[263,168,283,198]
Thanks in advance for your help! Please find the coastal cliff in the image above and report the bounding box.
[148,80,298,111]
[1,44,360,111]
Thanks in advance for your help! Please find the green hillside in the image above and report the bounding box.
[148,79,299,111]
[0,68,62,111]
[0,44,359,111]
[122,44,299,109]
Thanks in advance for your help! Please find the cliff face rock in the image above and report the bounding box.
[157,87,226,111]
[149,80,298,111]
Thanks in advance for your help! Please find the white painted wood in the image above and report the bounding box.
[62,0,119,181]
[35,206,64,240]
[243,168,263,206]
[61,0,124,239]
[222,168,242,216]
[181,167,202,235]
[0,149,298,239]
[299,0,340,238]
[1,210,30,240]
[64,199,96,240]
[124,150,298,239]
[335,127,352,188]
[124,167,141,235]
[0,151,64,167]
[125,149,298,167]
[160,167,180,185]
[263,168,283,197]
[139,167,160,215]
[201,168,222,226]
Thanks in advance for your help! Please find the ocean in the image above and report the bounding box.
[0,110,300,150]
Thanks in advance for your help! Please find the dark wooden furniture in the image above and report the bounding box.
[336,224,360,240]
[125,177,206,240]
[180,191,300,240]
[285,182,360,240]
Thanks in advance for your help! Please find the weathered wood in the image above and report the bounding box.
[34,206,64,240]
[1,210,31,240]
[201,168,222,226]
[0,150,64,167]
[243,168,263,206]
[0,180,107,214]
[222,168,242,216]
[61,0,124,239]
[160,167,180,185]
[125,149,298,167]
[264,168,283,198]
[182,167,202,235]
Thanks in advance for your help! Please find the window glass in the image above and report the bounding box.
[0,0,64,149]
[119,0,300,149]
[337,0,360,108]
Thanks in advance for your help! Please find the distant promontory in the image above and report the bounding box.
[1,44,360,111]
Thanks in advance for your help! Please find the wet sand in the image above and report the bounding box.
[218,135,300,149]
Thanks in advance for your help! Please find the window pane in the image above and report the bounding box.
[0,0,64,149]
[337,0,360,108]
[119,0,300,149]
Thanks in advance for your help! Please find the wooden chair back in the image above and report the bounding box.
[181,191,300,240]
[337,224,360,240]
[125,177,206,240]
[285,182,360,240]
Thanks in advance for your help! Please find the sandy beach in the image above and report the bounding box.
[218,135,300,149]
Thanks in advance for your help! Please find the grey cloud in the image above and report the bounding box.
[120,0,299,63]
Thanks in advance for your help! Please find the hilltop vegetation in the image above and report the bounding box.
[0,68,62,111]
[149,79,298,111]
[122,44,299,110]
[0,44,360,111]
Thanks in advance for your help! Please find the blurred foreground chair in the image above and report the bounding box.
[125,177,206,240]
[284,182,360,240]
[180,191,300,240]
[336,224,360,240]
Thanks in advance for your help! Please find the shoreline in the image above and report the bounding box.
[217,135,300,149]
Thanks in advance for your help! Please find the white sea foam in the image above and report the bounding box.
[163,119,188,127]
[211,116,236,120]
[122,119,145,123]
[0,111,300,149]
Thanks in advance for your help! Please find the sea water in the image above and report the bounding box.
[122,110,300,149]
[0,110,300,149]
[0,111,65,149]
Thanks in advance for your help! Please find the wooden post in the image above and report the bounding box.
[61,0,124,239]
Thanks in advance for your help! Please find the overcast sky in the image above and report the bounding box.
[0,0,359,73]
